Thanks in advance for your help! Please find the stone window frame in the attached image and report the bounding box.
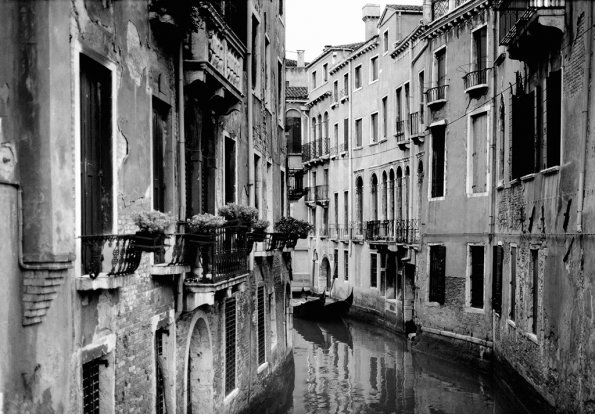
[369,55,379,83]
[354,64,362,90]
[465,104,491,197]
[426,242,446,306]
[78,334,116,414]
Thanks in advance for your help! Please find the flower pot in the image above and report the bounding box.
[285,235,299,249]
[249,231,267,242]
[135,232,166,251]
[187,232,216,246]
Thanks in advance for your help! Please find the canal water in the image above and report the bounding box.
[282,317,527,414]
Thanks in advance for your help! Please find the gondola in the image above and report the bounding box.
[293,291,325,319]
[319,289,353,320]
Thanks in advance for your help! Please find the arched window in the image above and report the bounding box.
[286,109,302,153]
[389,169,395,221]
[371,174,378,221]
[317,114,323,155]
[382,171,388,220]
[417,161,424,220]
[323,112,329,139]
[311,117,317,142]
[396,167,403,221]
[356,176,364,227]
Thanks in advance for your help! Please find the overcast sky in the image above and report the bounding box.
[286,0,424,63]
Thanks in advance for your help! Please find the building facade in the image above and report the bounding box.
[0,0,292,413]
[295,0,595,411]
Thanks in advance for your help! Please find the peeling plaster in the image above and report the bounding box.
[125,21,147,87]
[117,123,129,168]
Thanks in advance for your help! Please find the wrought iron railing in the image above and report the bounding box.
[360,219,421,244]
[395,219,420,244]
[497,0,565,45]
[464,68,491,90]
[432,0,449,20]
[319,137,330,157]
[262,233,287,251]
[365,220,392,241]
[301,142,311,162]
[288,169,305,200]
[339,142,349,153]
[340,89,349,100]
[426,85,448,104]
[329,145,338,157]
[351,221,364,238]
[81,234,142,278]
[164,233,199,266]
[409,112,421,136]
[315,185,329,203]
[395,119,406,141]
[455,0,470,7]
[194,225,250,283]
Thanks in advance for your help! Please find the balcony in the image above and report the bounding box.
[288,169,305,200]
[184,2,246,111]
[365,220,392,242]
[497,0,565,61]
[152,233,197,276]
[463,68,491,94]
[301,142,311,163]
[315,185,329,207]
[426,85,448,108]
[395,219,420,245]
[302,138,330,164]
[319,226,329,238]
[409,112,425,144]
[351,221,364,242]
[305,186,316,206]
[340,89,349,102]
[363,219,420,245]
[253,233,287,257]
[184,225,250,310]
[329,145,338,158]
[432,0,449,20]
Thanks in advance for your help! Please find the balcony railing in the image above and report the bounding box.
[498,0,565,46]
[315,185,329,204]
[455,0,471,7]
[365,220,392,241]
[340,89,349,100]
[395,219,420,244]
[193,225,250,283]
[395,119,406,141]
[361,219,420,244]
[301,142,311,162]
[329,145,338,157]
[409,112,421,136]
[463,68,491,91]
[288,169,305,200]
[426,85,448,106]
[432,0,449,20]
[305,186,316,204]
[351,221,364,238]
[319,226,329,238]
[81,234,142,278]
[302,138,330,162]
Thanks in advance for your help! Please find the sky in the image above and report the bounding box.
[286,0,423,63]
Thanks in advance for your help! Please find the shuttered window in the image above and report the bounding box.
[471,112,488,193]
[370,253,378,288]
[431,127,445,198]
[469,246,484,308]
[429,245,446,304]
[225,297,236,394]
[257,286,265,365]
[492,245,504,314]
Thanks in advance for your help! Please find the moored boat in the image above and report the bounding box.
[320,289,353,320]
[293,292,325,319]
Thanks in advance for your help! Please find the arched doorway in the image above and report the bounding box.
[187,318,213,414]
[320,257,331,291]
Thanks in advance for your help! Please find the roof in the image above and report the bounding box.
[386,4,423,12]
[286,58,297,67]
[330,41,365,50]
[307,41,366,68]
[286,86,308,100]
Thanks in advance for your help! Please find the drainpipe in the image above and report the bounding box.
[348,59,354,260]
[488,8,497,241]
[577,1,593,233]
[247,1,255,206]
[408,36,414,227]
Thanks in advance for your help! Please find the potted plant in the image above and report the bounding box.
[186,213,225,245]
[132,211,175,252]
[274,217,313,249]
[218,203,259,228]
[250,219,269,240]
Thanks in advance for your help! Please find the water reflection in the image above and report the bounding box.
[289,317,526,414]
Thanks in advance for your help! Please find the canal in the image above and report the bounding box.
[277,317,528,414]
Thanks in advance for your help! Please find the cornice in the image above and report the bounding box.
[329,37,379,75]
[390,25,427,59]
[423,0,491,41]
[305,91,331,108]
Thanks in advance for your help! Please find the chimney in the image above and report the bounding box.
[362,4,381,41]
[422,0,433,23]
[297,50,305,67]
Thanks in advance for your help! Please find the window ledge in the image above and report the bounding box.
[510,178,521,186]
[424,301,441,307]
[429,196,445,202]
[507,319,516,329]
[369,141,379,147]
[340,151,347,157]
[353,87,362,93]
[224,388,240,405]
[526,332,539,344]
[541,165,560,176]
[465,306,485,314]
[378,138,388,144]
[257,362,269,374]
[369,79,379,85]
[496,180,504,191]
[520,173,536,182]
[76,273,136,291]
[353,146,363,151]
[340,96,349,103]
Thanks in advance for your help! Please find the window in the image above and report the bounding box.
[343,73,349,96]
[355,118,363,147]
[311,71,317,89]
[472,26,487,72]
[371,174,378,220]
[492,245,504,314]
[333,249,339,279]
[370,56,378,81]
[371,113,379,143]
[257,286,266,365]
[382,97,388,139]
[334,123,339,149]
[383,30,389,53]
[265,38,271,104]
[311,117,317,141]
[343,118,349,150]
[356,177,363,226]
[323,63,328,82]
[431,126,445,198]
[404,83,410,118]
[396,167,403,220]
[225,137,236,203]
[379,252,386,295]
[80,54,113,240]
[279,0,283,15]
[546,70,561,168]
[152,99,169,212]
[343,191,349,230]
[429,245,446,304]
[511,90,535,179]
[531,249,539,334]
[469,112,488,194]
[82,359,102,413]
[344,250,349,281]
[333,80,339,102]
[469,246,484,308]
[254,154,261,212]
[435,48,446,87]
[251,16,259,90]
[278,60,283,112]
[268,292,277,348]
[355,65,362,89]
[322,208,329,236]
[334,193,339,228]
[395,87,402,122]
[281,170,285,216]
[225,297,236,394]
[418,71,425,120]
[286,109,302,153]
[155,329,167,414]
[370,253,378,288]
[381,172,388,219]
[323,112,329,139]
[510,246,517,321]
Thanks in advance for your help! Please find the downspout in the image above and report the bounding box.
[489,7,498,346]
[247,2,255,206]
[408,37,414,227]
[577,1,593,233]
[176,39,187,320]
[348,59,354,260]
